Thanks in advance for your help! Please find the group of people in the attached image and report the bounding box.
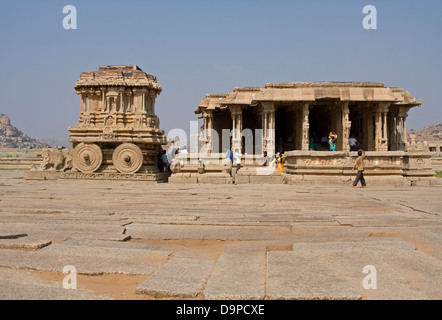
[226,146,367,187]
[225,148,242,174]
[157,146,188,173]
[159,143,367,188]
[313,132,360,152]
[262,151,286,173]
[225,149,286,175]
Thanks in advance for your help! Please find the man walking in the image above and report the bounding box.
[352,149,367,187]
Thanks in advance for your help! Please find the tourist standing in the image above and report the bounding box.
[352,149,367,187]
[321,136,328,148]
[328,131,337,151]
[161,150,168,173]
[309,138,320,151]
[225,148,234,176]
[328,137,336,151]
[277,154,286,173]
[234,149,242,173]
[158,150,164,172]
[349,136,358,151]
[225,148,233,164]
[262,151,269,166]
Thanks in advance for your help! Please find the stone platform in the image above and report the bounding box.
[1,170,441,300]
[59,171,168,182]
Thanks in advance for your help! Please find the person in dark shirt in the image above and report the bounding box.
[352,149,366,187]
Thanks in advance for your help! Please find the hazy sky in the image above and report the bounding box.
[0,0,441,141]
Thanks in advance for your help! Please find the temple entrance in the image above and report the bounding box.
[242,107,262,154]
[349,105,364,150]
[275,106,296,153]
[213,109,232,153]
[309,105,334,151]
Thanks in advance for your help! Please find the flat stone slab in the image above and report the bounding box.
[0,222,130,242]
[60,238,166,251]
[0,268,111,300]
[39,243,172,261]
[0,248,165,276]
[0,238,52,250]
[287,239,441,299]
[204,244,266,300]
[267,251,362,300]
[136,257,215,298]
[0,233,28,239]
[127,223,293,241]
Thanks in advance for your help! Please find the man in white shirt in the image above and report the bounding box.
[349,136,357,151]
[234,149,242,173]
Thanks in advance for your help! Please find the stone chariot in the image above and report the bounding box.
[65,65,167,181]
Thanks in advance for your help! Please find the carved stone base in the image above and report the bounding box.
[24,171,61,180]
[60,171,168,182]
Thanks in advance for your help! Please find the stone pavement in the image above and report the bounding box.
[0,170,441,300]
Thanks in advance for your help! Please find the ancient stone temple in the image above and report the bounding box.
[171,82,435,186]
[61,65,168,181]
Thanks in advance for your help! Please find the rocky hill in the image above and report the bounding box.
[408,123,442,142]
[0,113,51,149]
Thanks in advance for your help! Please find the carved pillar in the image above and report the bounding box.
[119,89,124,113]
[106,96,111,113]
[100,88,106,113]
[376,103,390,151]
[389,109,396,150]
[397,107,410,151]
[147,92,157,115]
[132,89,144,113]
[261,102,275,156]
[126,89,133,112]
[342,102,351,152]
[230,106,243,153]
[80,94,86,114]
[301,103,310,151]
[202,110,214,150]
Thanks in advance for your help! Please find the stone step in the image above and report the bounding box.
[203,244,266,300]
[136,257,215,298]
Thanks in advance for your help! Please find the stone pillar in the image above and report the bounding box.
[80,94,86,114]
[202,110,214,151]
[147,92,157,115]
[342,102,351,152]
[301,103,310,151]
[106,96,111,113]
[230,106,243,153]
[132,89,144,113]
[397,107,410,151]
[100,89,106,113]
[376,103,390,151]
[119,91,124,113]
[389,109,396,150]
[126,90,133,112]
[261,102,275,156]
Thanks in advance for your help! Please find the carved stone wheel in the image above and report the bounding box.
[112,143,143,174]
[72,143,103,173]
